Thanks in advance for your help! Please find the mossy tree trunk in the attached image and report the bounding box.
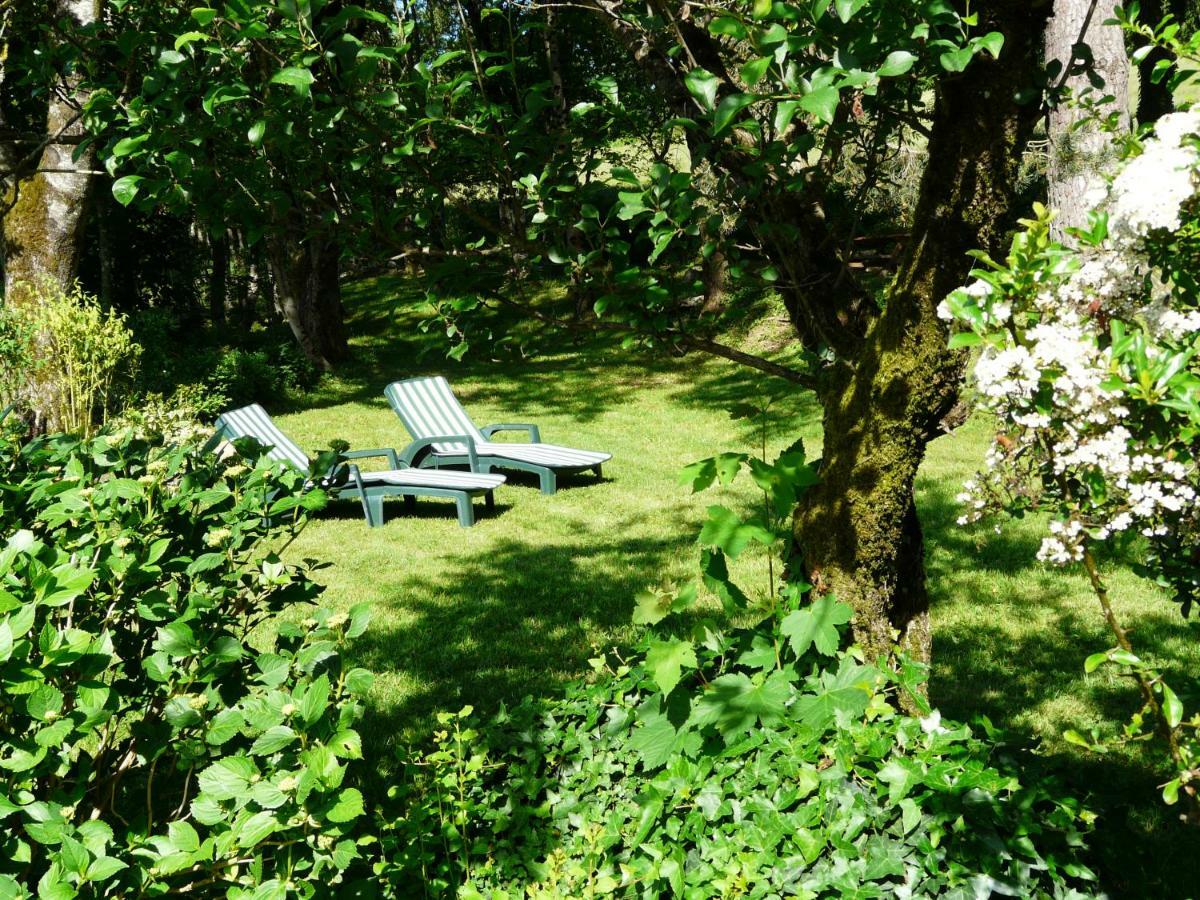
[795,1,1051,665]
[2,0,100,303]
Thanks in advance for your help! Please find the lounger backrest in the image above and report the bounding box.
[214,404,310,470]
[385,376,484,454]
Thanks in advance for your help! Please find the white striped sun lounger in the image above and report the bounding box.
[384,376,611,495]
[209,404,505,527]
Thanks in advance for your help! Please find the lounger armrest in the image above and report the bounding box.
[399,434,480,471]
[481,423,541,443]
[343,447,401,468]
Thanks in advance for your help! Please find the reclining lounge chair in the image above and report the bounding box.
[209,404,505,527]
[384,376,611,495]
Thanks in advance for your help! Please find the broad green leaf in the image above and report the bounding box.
[834,0,868,20]
[250,725,297,756]
[270,66,315,94]
[878,50,917,77]
[792,658,874,731]
[799,85,840,124]
[197,756,257,801]
[780,596,852,658]
[325,787,364,823]
[247,120,266,145]
[684,68,720,111]
[190,7,217,25]
[713,93,756,135]
[645,638,697,696]
[708,16,748,39]
[699,506,774,559]
[741,56,772,88]
[112,175,144,207]
[237,811,279,848]
[691,671,791,740]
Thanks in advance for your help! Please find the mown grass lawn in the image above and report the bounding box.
[276,277,1198,896]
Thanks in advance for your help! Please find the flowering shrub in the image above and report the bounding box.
[941,102,1200,820]
[377,430,1099,896]
[0,425,373,896]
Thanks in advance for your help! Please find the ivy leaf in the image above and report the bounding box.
[684,68,720,111]
[780,595,852,658]
[799,85,840,124]
[698,506,774,560]
[645,638,697,696]
[691,671,791,741]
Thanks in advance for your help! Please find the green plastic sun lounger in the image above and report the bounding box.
[208,404,505,527]
[384,376,611,495]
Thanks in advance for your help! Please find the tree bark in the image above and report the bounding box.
[1045,0,1130,237]
[2,0,99,303]
[795,1,1051,666]
[209,230,229,327]
[265,230,349,371]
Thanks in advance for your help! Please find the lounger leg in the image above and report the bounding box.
[592,464,603,479]
[539,469,557,495]
[404,494,417,512]
[455,494,475,527]
[364,494,385,528]
[485,490,495,511]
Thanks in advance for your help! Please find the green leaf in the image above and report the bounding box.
[247,120,266,145]
[1161,682,1184,729]
[740,57,772,87]
[270,66,315,94]
[752,0,773,18]
[792,658,874,731]
[250,725,297,756]
[780,596,852,658]
[206,708,244,745]
[346,602,371,639]
[631,708,679,769]
[699,506,775,560]
[878,50,917,77]
[190,7,218,25]
[713,93,756,135]
[299,674,330,725]
[26,685,64,722]
[708,16,748,39]
[834,0,868,20]
[799,85,840,124]
[325,787,364,823]
[684,68,720,111]
[197,756,256,802]
[691,671,791,740]
[645,638,697,695]
[237,810,279,848]
[111,175,143,207]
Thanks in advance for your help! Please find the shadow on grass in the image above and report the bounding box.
[919,474,1200,897]
[289,275,815,445]
[348,513,694,752]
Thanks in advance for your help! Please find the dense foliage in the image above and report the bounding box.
[0,425,372,896]
[943,20,1200,822]
[377,436,1100,898]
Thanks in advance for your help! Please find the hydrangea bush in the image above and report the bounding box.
[942,98,1200,820]
[0,425,373,896]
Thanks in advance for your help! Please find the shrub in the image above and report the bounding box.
[375,436,1101,898]
[0,425,372,897]
[6,280,142,437]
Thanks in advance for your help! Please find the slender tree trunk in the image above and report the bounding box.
[265,230,349,371]
[1045,0,1130,237]
[1,0,99,303]
[795,1,1051,666]
[209,230,229,327]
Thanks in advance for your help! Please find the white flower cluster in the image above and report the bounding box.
[948,111,1200,565]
